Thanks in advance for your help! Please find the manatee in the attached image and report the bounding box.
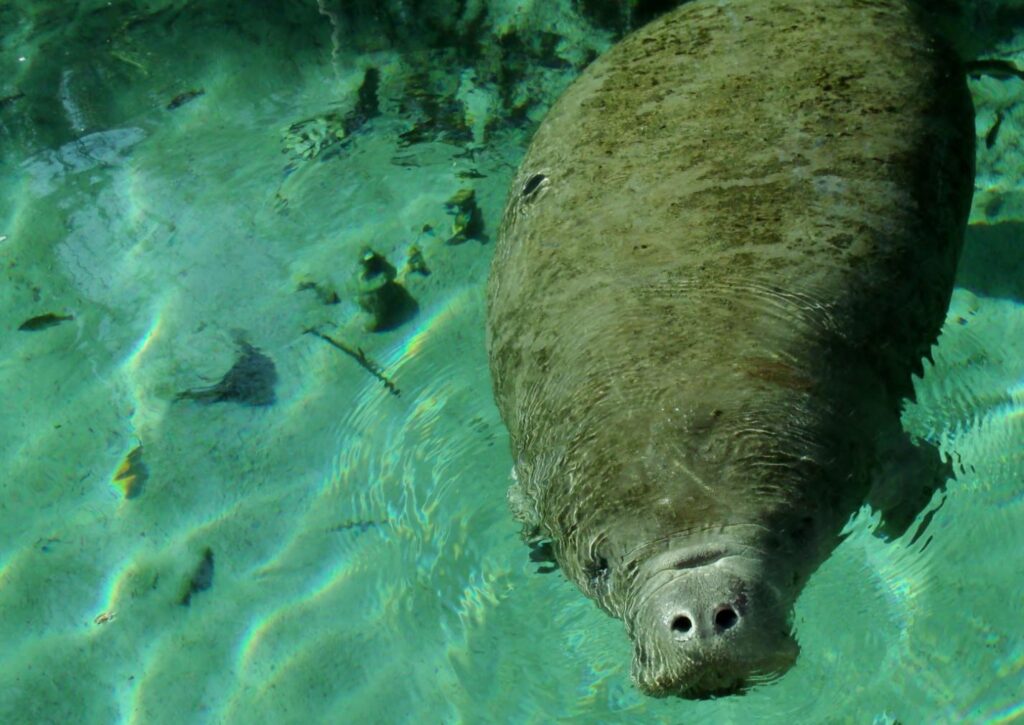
[486,0,974,699]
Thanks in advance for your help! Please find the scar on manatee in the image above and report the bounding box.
[176,337,277,406]
[742,358,815,392]
[179,547,214,606]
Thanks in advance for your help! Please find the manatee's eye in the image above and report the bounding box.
[789,515,815,543]
[521,173,546,199]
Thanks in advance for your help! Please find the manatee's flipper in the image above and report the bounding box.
[867,431,951,542]
[507,464,541,532]
[507,464,559,573]
[528,540,558,574]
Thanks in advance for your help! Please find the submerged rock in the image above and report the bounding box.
[176,339,277,407]
[403,245,430,277]
[180,548,214,606]
[282,67,382,162]
[444,187,485,244]
[296,278,341,305]
[113,444,148,499]
[356,247,418,332]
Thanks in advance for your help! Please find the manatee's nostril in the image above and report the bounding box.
[671,615,693,634]
[715,607,739,631]
[522,173,546,198]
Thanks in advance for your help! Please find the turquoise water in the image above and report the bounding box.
[1,2,1023,722]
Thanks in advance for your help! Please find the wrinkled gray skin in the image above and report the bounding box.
[486,0,975,699]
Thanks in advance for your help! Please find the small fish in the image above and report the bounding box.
[18,313,73,331]
[167,89,205,110]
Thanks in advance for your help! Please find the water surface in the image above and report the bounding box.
[1,2,1022,722]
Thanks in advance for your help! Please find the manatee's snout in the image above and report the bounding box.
[663,594,743,649]
[630,550,799,698]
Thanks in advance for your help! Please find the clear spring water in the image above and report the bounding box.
[1,2,1022,723]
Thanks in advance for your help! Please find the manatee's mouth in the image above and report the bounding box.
[636,657,750,698]
[659,679,746,699]
[686,677,747,700]
[639,655,787,699]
